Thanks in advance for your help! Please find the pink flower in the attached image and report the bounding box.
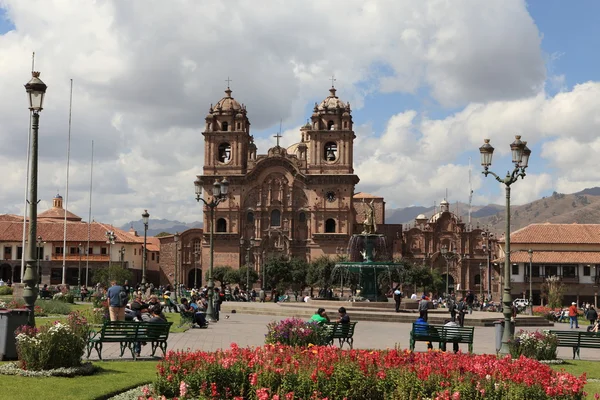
[179,381,188,398]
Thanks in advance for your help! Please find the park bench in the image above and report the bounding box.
[86,320,172,360]
[410,323,474,353]
[549,330,600,359]
[324,322,357,349]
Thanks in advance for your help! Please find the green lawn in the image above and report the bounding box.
[550,360,600,398]
[0,361,157,400]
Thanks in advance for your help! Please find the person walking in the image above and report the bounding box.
[456,297,467,327]
[259,288,266,303]
[107,280,127,321]
[393,285,402,313]
[447,295,457,322]
[569,302,580,329]
[587,305,598,327]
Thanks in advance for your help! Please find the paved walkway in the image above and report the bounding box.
[85,312,600,361]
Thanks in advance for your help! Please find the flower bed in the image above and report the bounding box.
[265,318,329,347]
[146,344,586,399]
[508,330,559,361]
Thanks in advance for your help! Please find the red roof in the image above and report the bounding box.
[505,224,600,244]
[494,251,600,264]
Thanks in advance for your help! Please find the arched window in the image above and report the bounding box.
[327,120,334,130]
[216,218,227,232]
[324,142,337,162]
[236,122,241,130]
[344,121,348,129]
[325,218,336,233]
[298,212,306,223]
[247,212,255,224]
[193,238,201,255]
[222,121,229,131]
[218,142,231,163]
[474,274,481,285]
[270,209,281,227]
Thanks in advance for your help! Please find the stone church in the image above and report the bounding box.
[194,85,403,272]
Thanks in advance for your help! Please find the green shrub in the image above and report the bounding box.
[265,318,329,347]
[508,330,558,360]
[52,292,74,303]
[36,300,72,315]
[15,311,89,371]
[0,286,13,295]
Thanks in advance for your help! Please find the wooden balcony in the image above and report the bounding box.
[51,253,109,262]
[525,275,579,284]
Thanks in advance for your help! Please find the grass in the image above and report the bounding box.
[550,360,600,398]
[0,361,157,400]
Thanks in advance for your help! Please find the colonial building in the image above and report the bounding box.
[189,85,402,279]
[158,229,203,289]
[0,194,161,286]
[495,223,600,307]
[400,200,499,299]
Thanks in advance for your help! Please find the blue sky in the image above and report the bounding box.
[1,1,600,224]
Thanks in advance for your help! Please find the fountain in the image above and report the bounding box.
[333,200,405,302]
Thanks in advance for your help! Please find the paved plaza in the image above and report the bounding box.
[85,310,600,361]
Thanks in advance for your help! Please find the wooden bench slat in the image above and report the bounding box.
[323,322,356,349]
[410,323,474,353]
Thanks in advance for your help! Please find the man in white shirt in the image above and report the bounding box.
[410,293,417,300]
[0,279,5,287]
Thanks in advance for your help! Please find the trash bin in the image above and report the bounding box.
[494,319,516,353]
[0,308,30,360]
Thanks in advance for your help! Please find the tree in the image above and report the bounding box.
[288,257,309,292]
[541,275,565,308]
[229,266,259,290]
[404,264,443,296]
[207,266,237,287]
[263,255,291,291]
[92,265,133,288]
[307,256,336,289]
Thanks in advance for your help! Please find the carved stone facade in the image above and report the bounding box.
[400,200,499,299]
[195,86,402,275]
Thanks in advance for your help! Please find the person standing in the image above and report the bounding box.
[456,297,467,327]
[587,305,598,327]
[448,295,457,322]
[418,295,429,321]
[465,290,475,314]
[569,302,580,329]
[259,288,266,303]
[393,285,402,313]
[107,280,127,321]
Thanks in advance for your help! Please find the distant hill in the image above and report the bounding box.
[385,187,600,236]
[120,219,203,237]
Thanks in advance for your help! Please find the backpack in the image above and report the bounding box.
[119,287,129,307]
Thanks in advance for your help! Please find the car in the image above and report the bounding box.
[512,298,529,308]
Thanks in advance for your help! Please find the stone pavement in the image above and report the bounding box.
[85,311,600,361]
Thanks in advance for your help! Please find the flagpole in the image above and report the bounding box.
[61,79,74,285]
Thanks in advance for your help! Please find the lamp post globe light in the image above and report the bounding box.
[528,249,534,316]
[142,209,149,286]
[479,135,531,355]
[23,71,47,327]
[195,176,229,322]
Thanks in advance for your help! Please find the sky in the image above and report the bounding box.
[1,0,600,226]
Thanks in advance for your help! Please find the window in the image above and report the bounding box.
[546,265,558,277]
[325,218,336,233]
[55,247,64,255]
[152,253,155,261]
[17,247,23,260]
[222,121,229,131]
[270,209,281,227]
[101,247,107,255]
[563,265,577,278]
[532,265,540,277]
[236,122,241,130]
[70,247,78,254]
[88,247,93,255]
[4,246,11,259]
[157,255,160,263]
[218,142,232,163]
[247,212,255,224]
[37,247,44,260]
[299,212,306,223]
[216,218,227,232]
[344,121,348,129]
[327,120,334,130]
[584,265,591,276]
[474,274,481,285]
[323,142,337,162]
[511,264,519,275]
[193,238,201,254]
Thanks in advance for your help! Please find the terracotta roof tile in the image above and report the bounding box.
[145,237,160,252]
[353,192,382,199]
[504,224,600,244]
[494,251,600,264]
[38,208,82,221]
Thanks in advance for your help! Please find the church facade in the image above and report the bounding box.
[194,85,403,274]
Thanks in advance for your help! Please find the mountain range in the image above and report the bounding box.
[122,187,600,237]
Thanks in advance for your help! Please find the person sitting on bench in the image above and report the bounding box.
[40,284,51,299]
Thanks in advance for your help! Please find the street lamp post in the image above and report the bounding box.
[119,246,126,268]
[106,231,116,281]
[482,230,494,300]
[479,135,531,355]
[240,237,255,292]
[78,243,83,287]
[441,245,454,296]
[23,71,47,327]
[194,177,229,323]
[36,236,43,285]
[174,233,179,301]
[193,250,200,289]
[142,210,149,286]
[479,262,484,306]
[528,249,534,315]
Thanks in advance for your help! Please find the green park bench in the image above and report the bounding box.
[549,330,600,359]
[86,320,172,360]
[324,322,357,349]
[410,322,474,353]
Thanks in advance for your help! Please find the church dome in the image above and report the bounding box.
[317,87,346,111]
[416,214,426,220]
[214,88,242,112]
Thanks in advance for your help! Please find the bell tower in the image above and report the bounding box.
[203,85,252,176]
[305,85,355,174]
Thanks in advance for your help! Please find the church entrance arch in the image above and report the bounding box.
[188,268,202,289]
[441,274,455,294]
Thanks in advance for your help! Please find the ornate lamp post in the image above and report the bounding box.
[106,230,116,281]
[482,230,494,300]
[240,237,255,292]
[194,177,229,322]
[23,71,47,327]
[479,135,531,355]
[174,233,179,301]
[441,245,454,296]
[119,246,126,268]
[142,209,149,286]
[528,249,534,315]
[78,243,83,287]
[193,250,200,289]
[479,262,484,306]
[36,236,44,285]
